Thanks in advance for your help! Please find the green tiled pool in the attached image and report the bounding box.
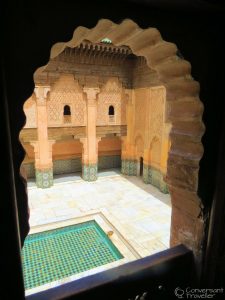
[22,220,123,290]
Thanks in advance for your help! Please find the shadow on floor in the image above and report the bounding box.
[120,174,171,207]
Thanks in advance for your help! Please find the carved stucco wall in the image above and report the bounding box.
[134,89,147,142]
[47,74,86,127]
[129,86,166,170]
[135,135,144,157]
[23,95,37,128]
[97,77,126,126]
[150,137,161,169]
[148,87,165,144]
[147,86,165,169]
[24,75,127,129]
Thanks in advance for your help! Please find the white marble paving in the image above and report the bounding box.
[28,170,171,258]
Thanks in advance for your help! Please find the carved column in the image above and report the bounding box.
[82,87,100,181]
[33,86,54,188]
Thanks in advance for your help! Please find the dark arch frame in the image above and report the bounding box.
[2,3,224,295]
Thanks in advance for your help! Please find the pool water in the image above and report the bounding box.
[22,220,123,290]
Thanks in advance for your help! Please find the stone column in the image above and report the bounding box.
[81,87,100,181]
[33,86,54,188]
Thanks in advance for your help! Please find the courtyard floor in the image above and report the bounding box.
[28,169,171,258]
[25,169,171,294]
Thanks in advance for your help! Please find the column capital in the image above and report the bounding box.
[79,137,87,145]
[83,87,100,103]
[34,85,50,105]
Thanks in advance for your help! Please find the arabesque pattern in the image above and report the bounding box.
[97,78,124,126]
[47,75,85,126]
[36,169,53,188]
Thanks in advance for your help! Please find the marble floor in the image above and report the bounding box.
[28,169,171,258]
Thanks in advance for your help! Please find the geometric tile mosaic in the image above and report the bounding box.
[82,164,98,181]
[22,220,123,290]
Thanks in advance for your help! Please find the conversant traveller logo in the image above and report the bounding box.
[174,287,224,299]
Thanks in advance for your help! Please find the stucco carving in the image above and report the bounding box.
[135,135,144,156]
[149,86,165,142]
[150,136,161,168]
[97,77,126,126]
[47,74,85,126]
[83,87,100,104]
[132,86,164,159]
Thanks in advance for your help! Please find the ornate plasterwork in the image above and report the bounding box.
[148,86,165,142]
[149,136,161,168]
[53,41,132,66]
[133,86,165,158]
[47,74,85,126]
[34,86,50,105]
[135,135,144,156]
[97,77,126,126]
[83,87,100,104]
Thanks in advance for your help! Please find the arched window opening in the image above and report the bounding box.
[63,105,71,123]
[108,105,115,123]
[108,105,114,115]
[64,105,71,115]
